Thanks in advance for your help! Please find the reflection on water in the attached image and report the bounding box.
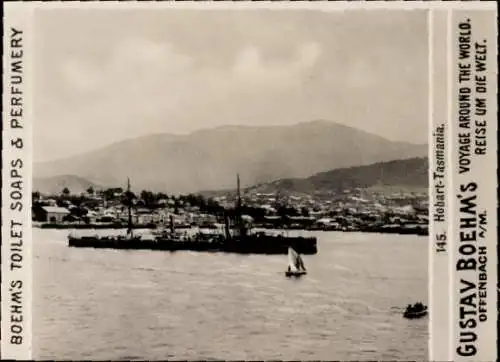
[34,229,428,361]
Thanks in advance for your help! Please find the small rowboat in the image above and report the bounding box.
[403,305,428,319]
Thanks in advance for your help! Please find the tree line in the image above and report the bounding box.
[32,187,313,220]
[33,187,225,213]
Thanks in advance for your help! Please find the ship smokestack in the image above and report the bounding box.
[169,214,174,233]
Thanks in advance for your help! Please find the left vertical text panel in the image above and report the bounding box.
[2,3,34,360]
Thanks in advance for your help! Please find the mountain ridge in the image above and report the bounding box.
[34,120,427,193]
[33,175,101,195]
[35,157,428,197]
[199,157,428,198]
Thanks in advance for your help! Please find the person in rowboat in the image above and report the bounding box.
[414,302,424,311]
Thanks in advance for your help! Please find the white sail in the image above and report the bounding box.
[288,247,298,271]
[296,254,306,271]
[288,247,306,272]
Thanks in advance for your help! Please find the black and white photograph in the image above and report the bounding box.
[29,5,432,361]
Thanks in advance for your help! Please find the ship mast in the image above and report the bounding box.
[236,173,246,237]
[274,189,281,211]
[236,173,241,210]
[127,177,133,237]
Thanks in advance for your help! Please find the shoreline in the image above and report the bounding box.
[33,222,158,230]
[33,222,428,236]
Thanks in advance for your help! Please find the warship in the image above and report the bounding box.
[68,175,318,255]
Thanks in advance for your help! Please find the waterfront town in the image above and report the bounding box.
[32,186,428,236]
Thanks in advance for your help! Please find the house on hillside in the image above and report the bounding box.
[392,205,416,216]
[33,206,70,223]
[85,210,98,223]
[44,198,58,206]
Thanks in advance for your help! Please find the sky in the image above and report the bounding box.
[34,7,428,162]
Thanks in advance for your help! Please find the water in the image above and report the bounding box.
[34,228,428,361]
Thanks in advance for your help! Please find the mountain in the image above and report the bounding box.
[34,120,427,193]
[33,175,100,196]
[245,157,428,195]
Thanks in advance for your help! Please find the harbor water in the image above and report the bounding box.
[34,228,428,361]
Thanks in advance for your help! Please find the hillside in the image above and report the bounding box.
[247,157,428,195]
[34,120,427,193]
[33,175,100,195]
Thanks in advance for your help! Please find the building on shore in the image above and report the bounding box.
[33,206,70,223]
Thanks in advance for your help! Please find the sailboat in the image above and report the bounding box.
[285,246,307,277]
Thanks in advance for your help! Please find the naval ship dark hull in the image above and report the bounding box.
[217,234,317,255]
[68,175,318,255]
[68,234,318,255]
